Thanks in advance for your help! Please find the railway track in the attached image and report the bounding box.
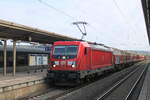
[19,62,147,100]
[19,87,69,100]
[96,62,148,100]
[20,75,100,100]
[53,62,146,100]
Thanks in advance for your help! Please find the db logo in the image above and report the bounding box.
[61,61,65,65]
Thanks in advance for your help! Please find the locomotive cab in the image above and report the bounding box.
[47,41,114,85]
[51,45,78,69]
[47,41,86,84]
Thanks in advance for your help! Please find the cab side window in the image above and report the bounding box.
[84,47,87,55]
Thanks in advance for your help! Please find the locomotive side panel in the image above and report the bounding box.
[90,49,113,69]
[80,47,91,70]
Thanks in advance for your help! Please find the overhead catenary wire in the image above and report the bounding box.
[37,0,122,45]
[38,0,143,47]
[38,0,100,29]
[113,0,148,47]
[112,0,138,38]
[38,0,76,20]
[112,0,144,47]
[74,0,142,46]
[116,0,147,43]
[38,0,106,42]
[69,1,111,41]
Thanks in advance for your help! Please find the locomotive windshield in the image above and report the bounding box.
[53,45,78,59]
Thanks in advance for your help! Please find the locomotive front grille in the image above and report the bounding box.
[60,61,66,67]
[47,70,80,81]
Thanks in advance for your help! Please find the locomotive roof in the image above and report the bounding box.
[53,41,82,45]
[53,41,112,52]
[88,43,112,52]
[53,41,141,56]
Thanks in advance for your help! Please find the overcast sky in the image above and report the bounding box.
[0,0,149,51]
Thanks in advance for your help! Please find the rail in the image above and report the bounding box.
[124,64,148,100]
[96,64,147,100]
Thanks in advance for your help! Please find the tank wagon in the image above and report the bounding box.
[47,41,144,85]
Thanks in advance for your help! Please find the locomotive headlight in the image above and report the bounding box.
[53,64,56,67]
[68,61,76,68]
[72,64,76,68]
[52,61,59,67]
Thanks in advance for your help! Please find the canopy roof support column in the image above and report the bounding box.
[3,40,7,76]
[13,40,16,76]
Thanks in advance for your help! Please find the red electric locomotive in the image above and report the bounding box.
[47,41,144,85]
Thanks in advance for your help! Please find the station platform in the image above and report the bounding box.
[138,64,150,100]
[0,69,47,93]
[0,69,49,100]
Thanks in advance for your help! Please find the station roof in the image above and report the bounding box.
[0,19,79,44]
[141,0,150,43]
[0,45,49,53]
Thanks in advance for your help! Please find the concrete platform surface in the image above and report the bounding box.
[138,65,150,100]
[0,70,47,90]
[0,70,49,100]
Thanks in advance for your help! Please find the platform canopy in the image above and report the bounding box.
[0,19,79,44]
[141,0,150,43]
